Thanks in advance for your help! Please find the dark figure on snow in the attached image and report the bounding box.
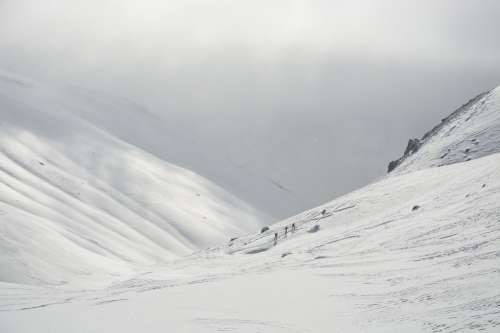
[274,232,278,245]
[321,209,327,215]
[285,226,288,237]
[291,223,296,233]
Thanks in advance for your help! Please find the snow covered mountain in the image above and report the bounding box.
[1,85,499,332]
[388,87,500,173]
[0,70,267,285]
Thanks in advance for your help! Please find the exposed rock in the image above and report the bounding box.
[404,138,421,155]
[387,160,400,173]
[388,138,421,173]
[387,90,490,174]
[308,225,320,233]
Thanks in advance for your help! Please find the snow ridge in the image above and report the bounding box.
[388,86,500,173]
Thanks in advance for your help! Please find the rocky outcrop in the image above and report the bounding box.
[387,90,492,173]
[387,138,421,173]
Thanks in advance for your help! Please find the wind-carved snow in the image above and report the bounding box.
[0,78,499,333]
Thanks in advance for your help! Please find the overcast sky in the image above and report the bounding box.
[1,0,499,218]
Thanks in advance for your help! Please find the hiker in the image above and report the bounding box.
[291,223,296,233]
[274,232,278,245]
[285,226,288,237]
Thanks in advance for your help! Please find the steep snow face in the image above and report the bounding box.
[389,86,500,174]
[0,71,265,286]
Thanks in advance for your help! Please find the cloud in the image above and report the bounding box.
[1,0,499,217]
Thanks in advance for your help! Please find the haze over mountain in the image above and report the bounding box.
[1,78,499,332]
[1,2,500,331]
[1,0,500,216]
[0,70,273,285]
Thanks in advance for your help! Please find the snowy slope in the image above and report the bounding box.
[1,85,499,332]
[1,142,499,333]
[388,87,500,174]
[57,84,304,219]
[0,70,265,286]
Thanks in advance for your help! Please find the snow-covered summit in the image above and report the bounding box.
[388,86,500,174]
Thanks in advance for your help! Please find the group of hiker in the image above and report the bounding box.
[272,208,330,245]
[273,222,296,245]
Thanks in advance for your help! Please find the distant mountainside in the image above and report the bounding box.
[0,70,268,285]
[388,86,500,173]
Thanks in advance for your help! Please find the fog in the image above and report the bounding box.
[1,0,499,218]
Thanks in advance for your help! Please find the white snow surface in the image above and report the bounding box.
[1,82,499,332]
[0,70,265,286]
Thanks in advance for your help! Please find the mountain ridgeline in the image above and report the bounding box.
[388,88,500,173]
